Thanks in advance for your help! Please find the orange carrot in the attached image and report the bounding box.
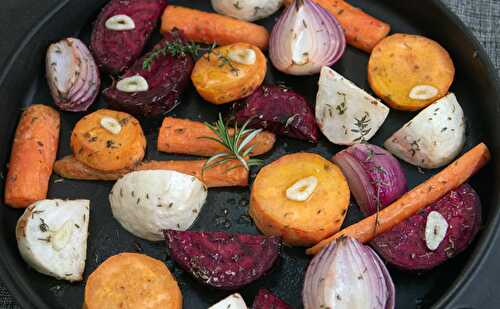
[5,105,60,208]
[307,143,490,255]
[161,6,270,50]
[157,117,276,157]
[284,0,390,52]
[53,155,248,188]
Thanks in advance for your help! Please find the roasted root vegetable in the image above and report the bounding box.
[283,0,391,53]
[191,43,267,104]
[164,230,281,289]
[372,184,481,271]
[308,143,490,255]
[316,66,389,145]
[211,0,283,21]
[161,6,270,50]
[109,170,207,241]
[90,0,167,74]
[253,289,292,309]
[103,30,194,118]
[5,105,60,208]
[234,85,319,143]
[84,253,182,309]
[54,155,249,188]
[16,199,90,282]
[210,294,248,309]
[46,38,100,112]
[384,93,466,169]
[303,237,395,309]
[368,33,455,111]
[250,153,350,246]
[70,109,146,172]
[158,117,275,157]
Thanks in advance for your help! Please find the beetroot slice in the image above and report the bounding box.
[234,85,319,143]
[103,30,194,118]
[90,0,167,74]
[252,289,292,309]
[164,230,281,290]
[371,184,481,271]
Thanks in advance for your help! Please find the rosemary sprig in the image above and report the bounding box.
[142,40,216,70]
[200,114,264,174]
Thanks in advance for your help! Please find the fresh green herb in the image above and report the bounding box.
[200,114,264,175]
[351,112,372,142]
[207,50,240,76]
[142,40,216,70]
[409,139,421,157]
[336,92,347,115]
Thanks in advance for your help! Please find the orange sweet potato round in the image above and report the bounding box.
[191,43,266,104]
[249,153,350,246]
[84,253,182,309]
[368,33,455,111]
[71,109,146,171]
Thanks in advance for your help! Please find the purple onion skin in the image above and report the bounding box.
[234,85,319,143]
[333,143,407,216]
[303,237,395,309]
[372,184,481,271]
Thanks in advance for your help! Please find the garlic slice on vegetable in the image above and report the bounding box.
[105,14,136,31]
[316,66,390,145]
[228,48,257,65]
[384,93,465,169]
[100,116,122,135]
[116,75,149,93]
[425,211,449,251]
[269,0,345,75]
[51,220,74,251]
[209,293,248,309]
[286,176,318,201]
[409,85,439,100]
[211,0,283,22]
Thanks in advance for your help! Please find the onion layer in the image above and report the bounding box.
[303,236,395,309]
[332,143,407,216]
[269,0,346,75]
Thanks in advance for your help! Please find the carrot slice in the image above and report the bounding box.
[5,105,60,208]
[157,117,275,157]
[161,6,270,50]
[307,143,490,255]
[54,155,248,188]
[84,253,182,309]
[284,0,391,52]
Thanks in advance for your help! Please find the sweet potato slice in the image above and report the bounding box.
[84,252,182,309]
[249,153,350,246]
[71,109,146,172]
[368,33,455,111]
[164,230,281,290]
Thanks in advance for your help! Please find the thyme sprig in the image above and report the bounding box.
[200,114,264,174]
[205,50,240,76]
[142,40,216,70]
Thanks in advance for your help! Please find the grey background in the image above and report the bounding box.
[0,0,498,308]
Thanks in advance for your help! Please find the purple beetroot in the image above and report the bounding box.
[103,29,194,118]
[234,85,319,143]
[90,0,167,74]
[252,289,292,309]
[164,230,281,290]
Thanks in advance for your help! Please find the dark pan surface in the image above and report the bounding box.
[0,0,499,308]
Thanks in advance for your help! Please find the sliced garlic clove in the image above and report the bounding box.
[51,220,74,251]
[286,176,318,202]
[425,211,449,251]
[409,85,439,100]
[100,116,122,135]
[228,48,257,65]
[116,75,149,93]
[105,14,136,31]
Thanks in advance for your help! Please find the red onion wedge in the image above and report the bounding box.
[303,236,395,309]
[269,0,346,75]
[46,38,100,112]
[332,143,407,216]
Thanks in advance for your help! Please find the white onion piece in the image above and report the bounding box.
[211,0,283,21]
[269,0,346,75]
[303,237,395,309]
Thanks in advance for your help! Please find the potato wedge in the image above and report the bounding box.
[250,153,350,246]
[384,93,465,168]
[84,253,182,309]
[368,33,455,111]
[71,109,146,171]
[191,43,266,104]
